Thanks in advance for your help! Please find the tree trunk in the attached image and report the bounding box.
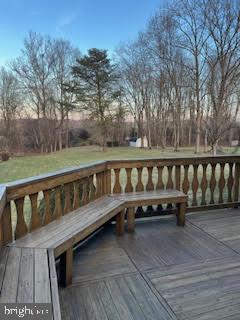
[204,130,208,153]
[212,140,218,156]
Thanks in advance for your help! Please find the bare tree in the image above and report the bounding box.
[170,0,208,153]
[52,39,79,150]
[0,67,22,150]
[204,0,240,154]
[117,36,155,149]
[11,31,56,153]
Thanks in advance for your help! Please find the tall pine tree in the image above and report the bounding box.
[71,48,118,151]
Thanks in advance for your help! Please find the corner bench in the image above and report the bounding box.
[5,188,187,318]
[9,189,187,285]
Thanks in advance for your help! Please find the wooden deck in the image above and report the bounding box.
[59,209,240,320]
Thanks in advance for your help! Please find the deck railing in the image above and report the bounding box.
[1,155,240,245]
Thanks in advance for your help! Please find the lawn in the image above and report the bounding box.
[0,145,238,184]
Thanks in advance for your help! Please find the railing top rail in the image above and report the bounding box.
[0,185,7,219]
[107,155,240,168]
[6,160,107,201]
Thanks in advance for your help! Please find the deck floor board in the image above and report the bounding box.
[60,209,240,320]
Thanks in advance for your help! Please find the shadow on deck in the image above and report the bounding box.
[59,209,240,320]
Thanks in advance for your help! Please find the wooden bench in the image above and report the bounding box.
[9,189,187,289]
[0,246,61,319]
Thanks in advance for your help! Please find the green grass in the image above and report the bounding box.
[0,145,238,184]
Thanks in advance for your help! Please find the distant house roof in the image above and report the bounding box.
[129,138,137,142]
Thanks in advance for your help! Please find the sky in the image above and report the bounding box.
[0,0,163,66]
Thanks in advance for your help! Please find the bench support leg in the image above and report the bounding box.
[177,202,186,226]
[116,210,125,236]
[60,247,73,287]
[127,207,135,232]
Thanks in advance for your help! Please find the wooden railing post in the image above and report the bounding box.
[234,162,240,208]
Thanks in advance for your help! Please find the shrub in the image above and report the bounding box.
[0,151,10,161]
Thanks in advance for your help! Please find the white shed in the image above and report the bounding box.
[129,136,148,148]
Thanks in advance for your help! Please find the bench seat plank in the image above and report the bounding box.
[116,190,187,207]
[35,249,51,303]
[0,247,21,303]
[17,248,34,303]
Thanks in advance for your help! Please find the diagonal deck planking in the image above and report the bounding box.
[60,209,240,320]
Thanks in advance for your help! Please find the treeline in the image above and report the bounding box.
[118,0,240,154]
[0,0,240,154]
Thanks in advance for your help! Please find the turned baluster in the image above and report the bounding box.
[43,189,52,225]
[73,181,80,210]
[135,167,144,215]
[15,197,28,239]
[166,166,174,209]
[146,167,154,212]
[210,164,216,204]
[82,178,89,205]
[64,183,72,214]
[146,167,154,191]
[227,163,234,203]
[157,166,164,190]
[234,162,240,206]
[166,166,174,189]
[201,164,207,205]
[182,165,190,206]
[218,163,225,204]
[156,166,164,213]
[113,169,121,193]
[95,172,103,197]
[192,165,199,207]
[30,193,41,231]
[54,186,63,218]
[136,168,144,192]
[175,165,181,191]
[125,168,132,193]
[89,175,96,201]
